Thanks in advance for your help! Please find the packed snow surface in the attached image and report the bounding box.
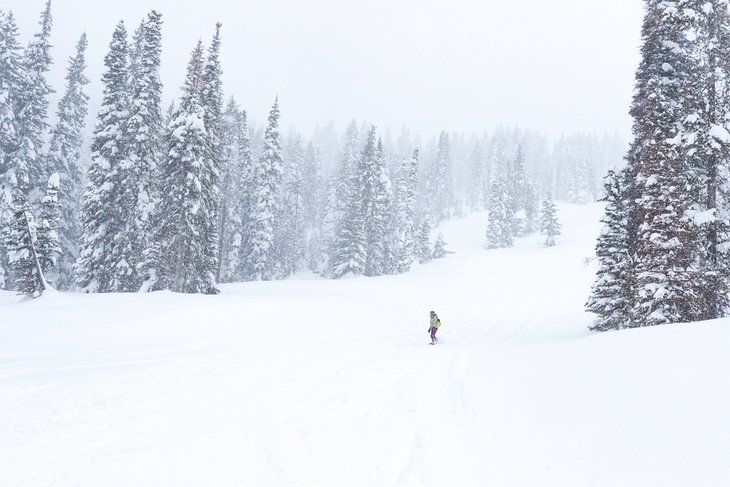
[2,203,729,486]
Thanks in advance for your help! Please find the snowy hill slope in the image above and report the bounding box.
[1,203,729,486]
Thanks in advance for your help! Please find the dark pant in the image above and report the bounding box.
[429,327,438,342]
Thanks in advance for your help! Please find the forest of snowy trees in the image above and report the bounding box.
[587,0,730,330]
[0,1,624,297]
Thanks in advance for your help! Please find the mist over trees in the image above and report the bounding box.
[0,2,624,297]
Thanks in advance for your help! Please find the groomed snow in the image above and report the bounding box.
[1,203,729,486]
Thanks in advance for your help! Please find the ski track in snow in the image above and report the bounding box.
[2,203,730,486]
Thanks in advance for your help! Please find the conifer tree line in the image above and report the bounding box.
[0,2,623,297]
[588,0,730,331]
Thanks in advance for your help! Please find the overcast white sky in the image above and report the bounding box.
[6,0,644,140]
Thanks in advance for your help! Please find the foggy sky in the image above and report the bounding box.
[6,0,644,140]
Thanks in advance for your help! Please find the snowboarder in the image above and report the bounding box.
[428,311,441,344]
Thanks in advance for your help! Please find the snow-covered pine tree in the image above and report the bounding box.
[244,98,283,281]
[539,193,561,247]
[35,172,61,283]
[301,142,324,272]
[334,121,359,222]
[274,135,305,278]
[632,1,700,326]
[426,131,453,221]
[325,121,362,277]
[485,177,513,249]
[218,98,251,283]
[363,134,392,276]
[587,170,635,331]
[330,192,367,277]
[386,155,409,275]
[577,158,598,203]
[681,0,730,320]
[388,148,419,273]
[4,172,44,297]
[432,232,449,259]
[0,10,20,171]
[45,33,89,290]
[14,0,53,195]
[76,21,130,292]
[200,23,224,293]
[231,108,252,281]
[315,177,338,275]
[614,0,661,313]
[404,148,420,260]
[508,145,526,236]
[523,183,539,234]
[468,141,485,211]
[329,128,376,278]
[118,11,163,292]
[0,10,23,289]
[489,129,509,187]
[153,41,215,293]
[415,218,432,264]
[437,131,453,220]
[215,98,235,282]
[301,142,322,234]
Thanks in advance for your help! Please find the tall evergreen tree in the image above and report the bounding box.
[587,170,635,331]
[485,177,514,249]
[437,131,453,219]
[154,41,215,293]
[415,218,432,264]
[218,98,251,283]
[323,121,361,277]
[0,11,23,289]
[632,1,700,326]
[200,23,224,292]
[587,0,724,330]
[231,108,252,281]
[4,188,44,297]
[118,11,163,291]
[316,178,338,275]
[425,131,453,221]
[388,148,419,273]
[508,145,526,236]
[14,0,53,193]
[45,33,89,289]
[539,193,561,247]
[36,172,61,283]
[468,141,485,211]
[682,0,730,320]
[523,183,539,234]
[329,127,383,278]
[334,121,359,221]
[275,135,305,278]
[586,1,654,324]
[301,142,322,232]
[363,134,392,276]
[245,98,283,281]
[76,22,130,292]
[0,9,20,156]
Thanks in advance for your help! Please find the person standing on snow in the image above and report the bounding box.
[428,311,441,343]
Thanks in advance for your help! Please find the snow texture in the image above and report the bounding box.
[1,203,728,486]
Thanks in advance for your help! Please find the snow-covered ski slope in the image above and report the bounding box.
[2,203,730,486]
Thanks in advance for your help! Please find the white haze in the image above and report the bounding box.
[6,0,643,140]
